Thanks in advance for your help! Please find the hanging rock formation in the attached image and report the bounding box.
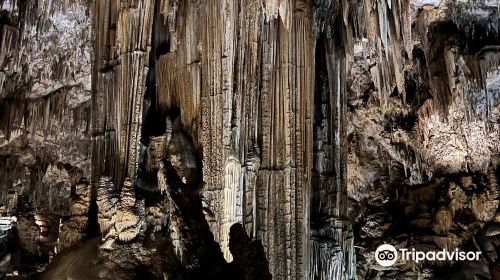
[0,0,498,279]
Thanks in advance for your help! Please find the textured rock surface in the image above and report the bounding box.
[0,0,498,279]
[346,1,500,279]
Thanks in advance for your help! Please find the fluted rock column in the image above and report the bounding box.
[91,0,155,184]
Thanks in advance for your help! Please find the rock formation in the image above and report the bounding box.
[57,180,92,251]
[0,0,498,279]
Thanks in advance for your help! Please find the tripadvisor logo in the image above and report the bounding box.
[375,244,398,267]
[375,244,482,267]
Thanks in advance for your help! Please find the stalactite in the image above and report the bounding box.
[1,88,91,141]
[220,154,240,262]
[412,2,500,124]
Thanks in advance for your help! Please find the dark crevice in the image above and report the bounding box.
[86,181,100,237]
[141,0,170,146]
[312,35,332,225]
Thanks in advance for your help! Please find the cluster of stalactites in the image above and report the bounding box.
[4,0,88,28]
[454,46,500,124]
[0,89,91,143]
[0,0,91,94]
[335,0,497,125]
[365,0,411,113]
[0,0,91,143]
[448,0,499,41]
[417,43,499,127]
[0,155,80,215]
[311,0,411,114]
[413,1,499,122]
[309,225,356,280]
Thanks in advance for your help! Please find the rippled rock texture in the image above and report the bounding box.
[0,0,498,279]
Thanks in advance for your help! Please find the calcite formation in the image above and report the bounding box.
[57,180,92,251]
[0,0,498,279]
[97,177,145,249]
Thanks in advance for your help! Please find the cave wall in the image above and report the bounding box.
[0,0,91,213]
[347,1,500,279]
[89,0,365,278]
[0,0,498,279]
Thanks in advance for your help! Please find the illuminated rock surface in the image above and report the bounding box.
[0,0,498,279]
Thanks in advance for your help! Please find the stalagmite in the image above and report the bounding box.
[97,177,145,249]
[57,180,91,251]
[96,176,118,236]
